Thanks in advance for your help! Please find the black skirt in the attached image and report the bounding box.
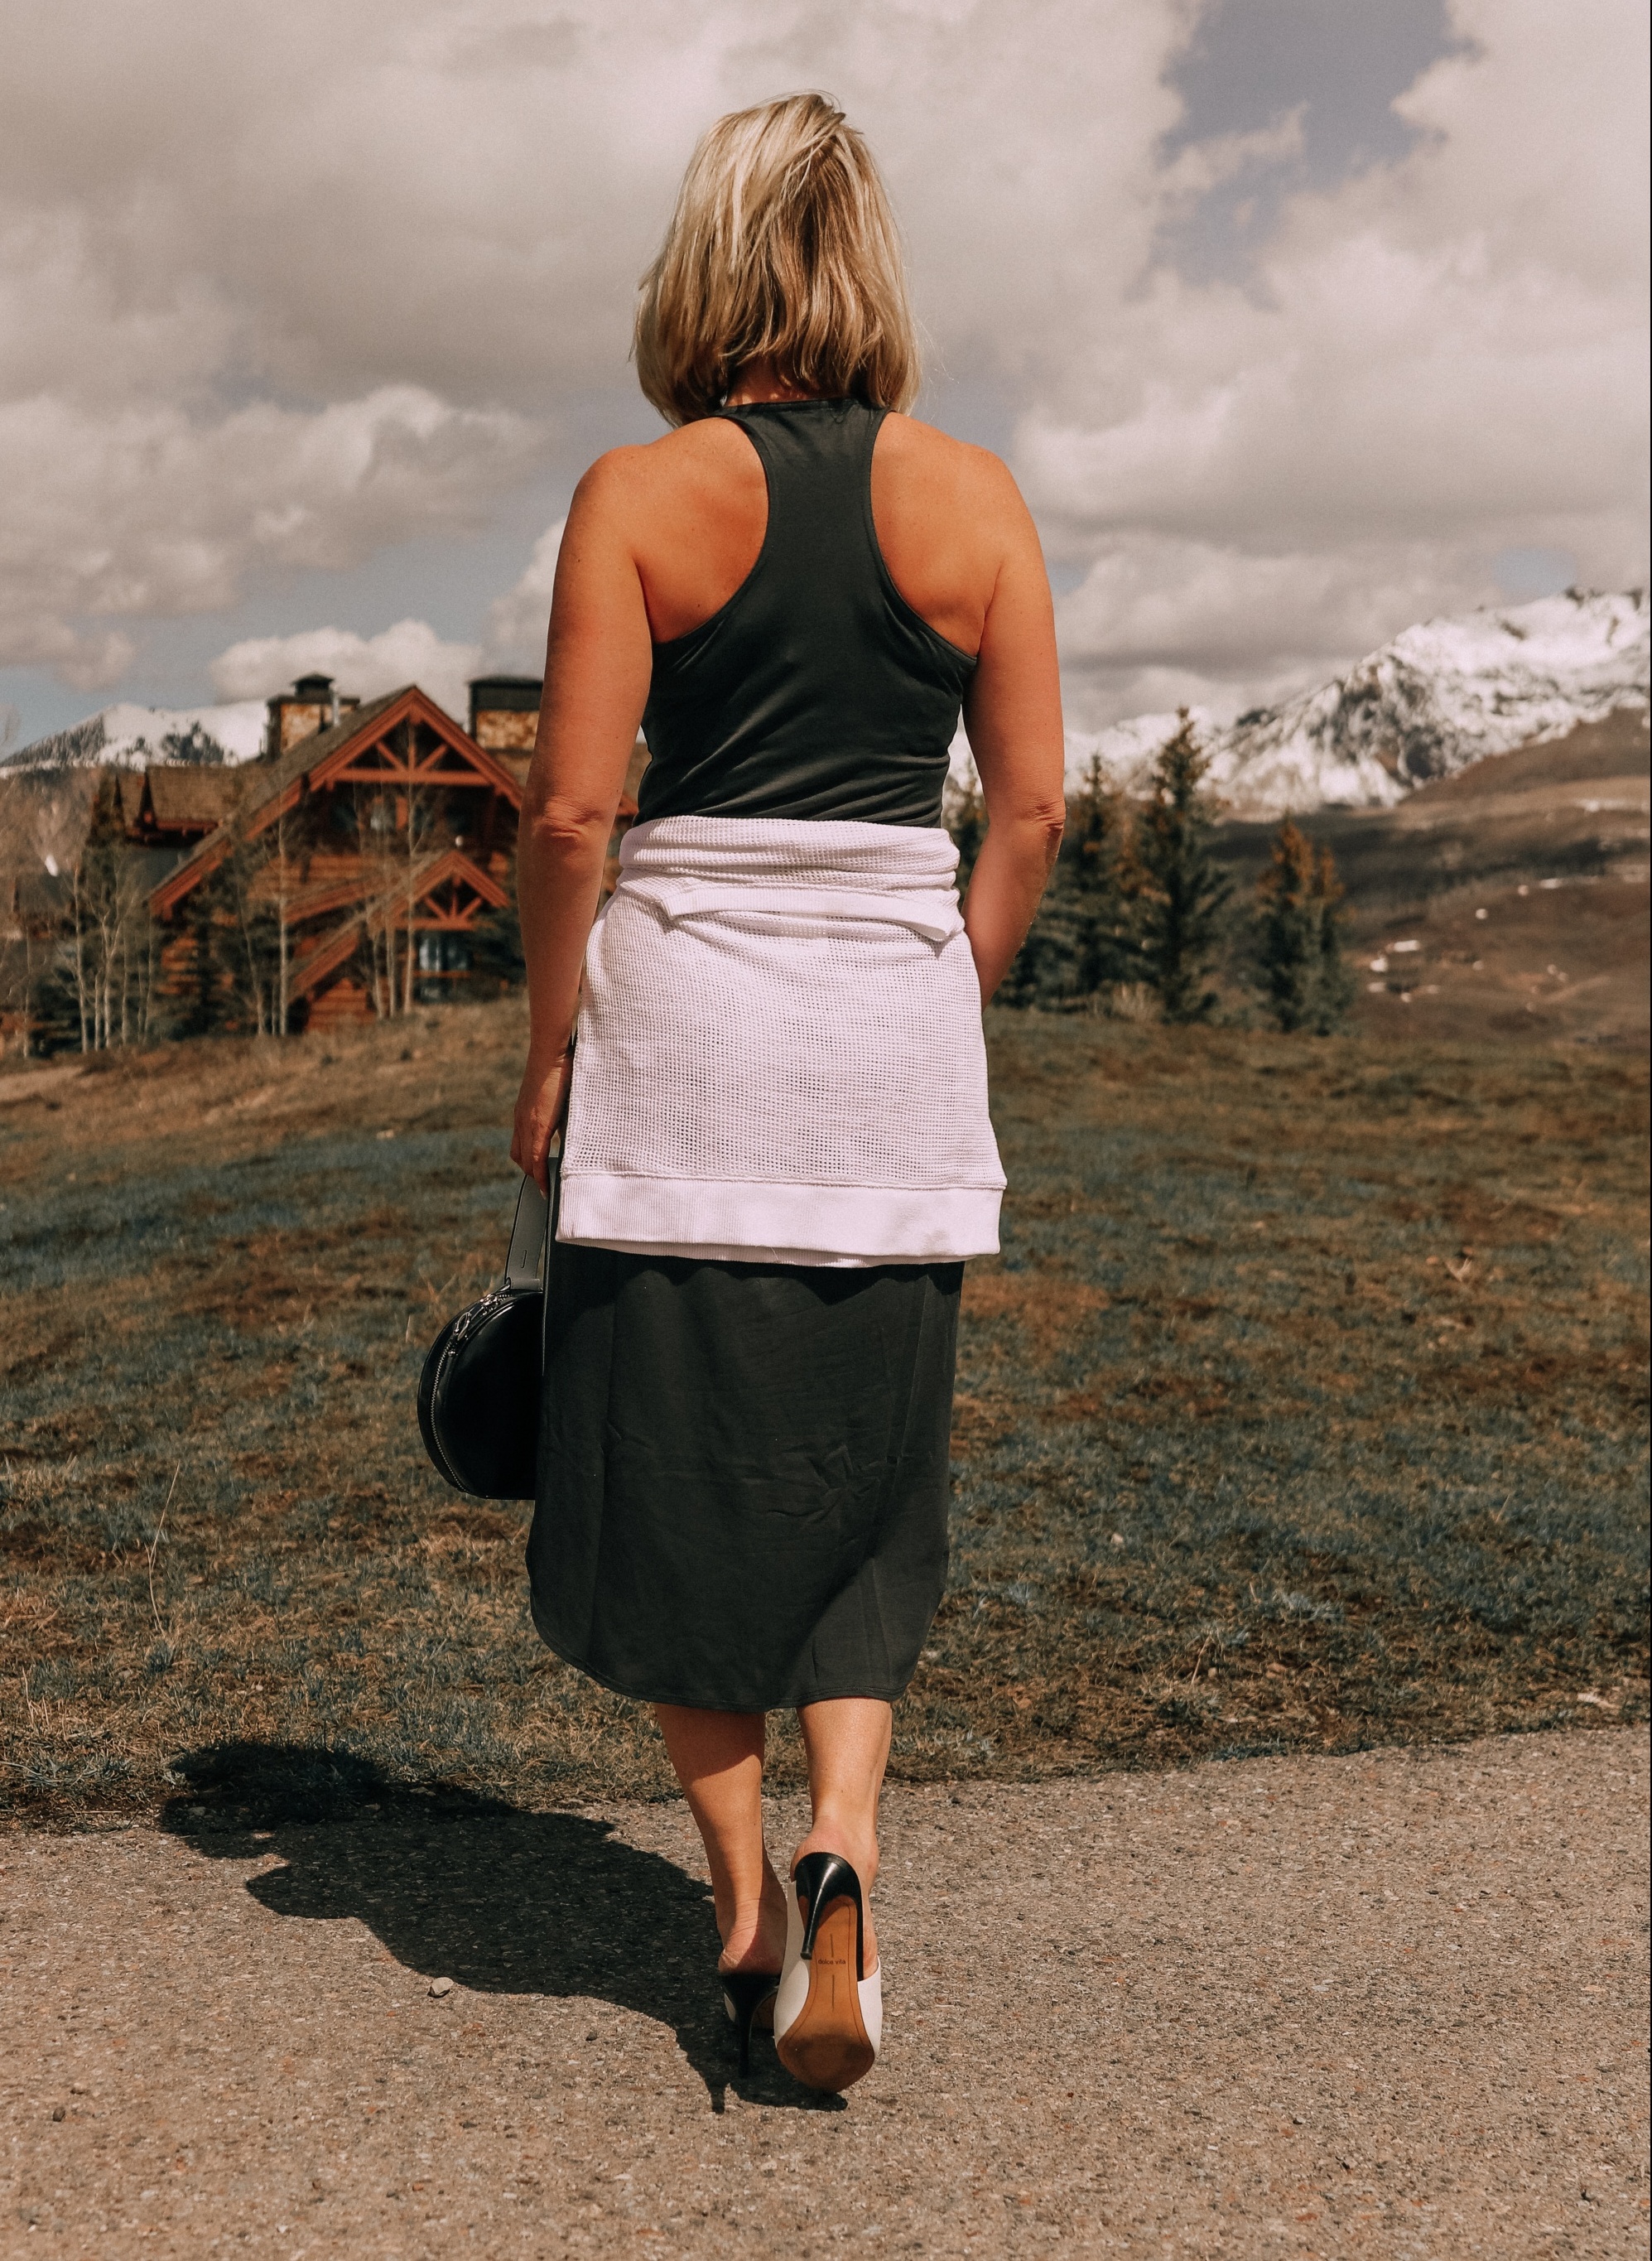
[527,1245,961,1710]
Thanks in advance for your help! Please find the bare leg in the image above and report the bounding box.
[653,1705,787,1973]
[793,1698,892,1970]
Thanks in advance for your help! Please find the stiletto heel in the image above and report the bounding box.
[773,1852,882,2093]
[720,1969,780,2075]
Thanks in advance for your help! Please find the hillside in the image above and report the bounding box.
[1211,707,1650,1046]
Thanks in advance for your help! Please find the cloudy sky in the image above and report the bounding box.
[0,0,1645,747]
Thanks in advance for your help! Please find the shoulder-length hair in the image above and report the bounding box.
[635,93,920,426]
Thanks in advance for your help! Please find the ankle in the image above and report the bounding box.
[794,1822,879,1891]
[717,1870,787,1971]
[718,1920,783,1972]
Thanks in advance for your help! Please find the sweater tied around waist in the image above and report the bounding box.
[557,815,1004,1265]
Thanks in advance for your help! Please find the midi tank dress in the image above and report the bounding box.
[526,398,995,1711]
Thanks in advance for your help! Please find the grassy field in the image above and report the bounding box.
[1,998,1645,1831]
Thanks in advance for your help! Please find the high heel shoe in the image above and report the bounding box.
[720,1969,780,2076]
[773,1852,882,2093]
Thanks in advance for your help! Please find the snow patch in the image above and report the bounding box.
[3,698,267,774]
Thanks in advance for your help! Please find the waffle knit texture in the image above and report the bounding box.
[557,815,1004,1265]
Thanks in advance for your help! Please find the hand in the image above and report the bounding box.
[511,1044,574,1193]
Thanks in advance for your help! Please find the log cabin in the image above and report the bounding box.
[142,676,648,1033]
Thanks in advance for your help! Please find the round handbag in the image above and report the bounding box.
[417,1155,556,1500]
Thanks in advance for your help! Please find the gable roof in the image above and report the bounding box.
[138,766,248,835]
[149,687,523,918]
[287,846,508,1000]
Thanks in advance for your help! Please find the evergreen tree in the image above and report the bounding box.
[1255,820,1356,1034]
[1134,711,1232,1023]
[1067,755,1140,995]
[947,757,1152,1011]
[175,872,230,1038]
[1312,840,1356,1031]
[997,891,1072,1007]
[1255,820,1319,1031]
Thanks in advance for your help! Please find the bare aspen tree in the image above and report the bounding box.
[402,716,426,1013]
[70,860,90,1052]
[276,800,291,1038]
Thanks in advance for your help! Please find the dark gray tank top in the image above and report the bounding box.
[638,399,976,827]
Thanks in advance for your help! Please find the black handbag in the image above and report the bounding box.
[417,1153,557,1500]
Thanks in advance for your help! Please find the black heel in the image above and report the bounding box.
[720,1970,780,2075]
[792,1851,865,1979]
[774,1852,879,2092]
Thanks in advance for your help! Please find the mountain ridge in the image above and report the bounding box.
[2,698,267,775]
[1064,588,1649,817]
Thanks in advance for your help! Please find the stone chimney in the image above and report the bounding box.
[468,676,542,772]
[264,675,358,759]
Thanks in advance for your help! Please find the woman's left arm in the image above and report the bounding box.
[511,453,654,1191]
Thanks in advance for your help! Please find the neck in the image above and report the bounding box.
[725,357,823,407]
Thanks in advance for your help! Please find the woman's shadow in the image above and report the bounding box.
[160,1740,837,2113]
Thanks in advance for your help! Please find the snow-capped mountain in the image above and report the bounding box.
[2,698,267,774]
[1060,589,1650,818]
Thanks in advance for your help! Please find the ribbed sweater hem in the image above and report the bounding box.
[556,1175,1001,1264]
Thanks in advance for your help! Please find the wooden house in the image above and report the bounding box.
[115,764,248,846]
[142,675,649,1033]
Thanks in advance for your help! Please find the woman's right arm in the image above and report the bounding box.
[958,461,1067,1003]
[511,454,654,1191]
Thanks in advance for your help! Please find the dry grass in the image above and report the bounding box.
[1,999,1645,1830]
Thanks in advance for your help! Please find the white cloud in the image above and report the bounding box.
[210,619,480,727]
[0,386,537,682]
[1051,537,1479,723]
[207,513,568,721]
[1021,0,1649,722]
[480,519,566,674]
[0,0,1644,731]
[0,0,1182,692]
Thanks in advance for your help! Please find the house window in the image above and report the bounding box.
[414,930,470,1001]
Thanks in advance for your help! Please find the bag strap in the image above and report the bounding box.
[504,1140,560,1291]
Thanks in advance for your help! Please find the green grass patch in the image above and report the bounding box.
[1,1001,1645,1829]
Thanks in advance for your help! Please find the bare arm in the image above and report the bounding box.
[511,455,653,1191]
[959,462,1067,1001]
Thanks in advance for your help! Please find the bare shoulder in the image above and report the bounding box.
[876,414,1033,538]
[576,422,752,504]
[879,413,1022,493]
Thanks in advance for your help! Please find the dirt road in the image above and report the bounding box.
[3,1728,1645,2257]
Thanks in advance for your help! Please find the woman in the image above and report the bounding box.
[511,91,1064,2094]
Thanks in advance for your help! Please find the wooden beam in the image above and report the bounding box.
[153,687,521,923]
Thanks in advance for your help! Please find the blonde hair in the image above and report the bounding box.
[635,93,920,426]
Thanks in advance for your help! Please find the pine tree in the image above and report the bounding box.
[999,891,1073,1006]
[1067,755,1139,995]
[1134,711,1232,1024]
[1255,821,1356,1034]
[1312,841,1356,1032]
[1255,819,1319,1031]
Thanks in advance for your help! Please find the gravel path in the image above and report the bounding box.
[3,1728,1645,2258]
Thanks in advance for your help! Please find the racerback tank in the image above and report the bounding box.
[638,398,977,827]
